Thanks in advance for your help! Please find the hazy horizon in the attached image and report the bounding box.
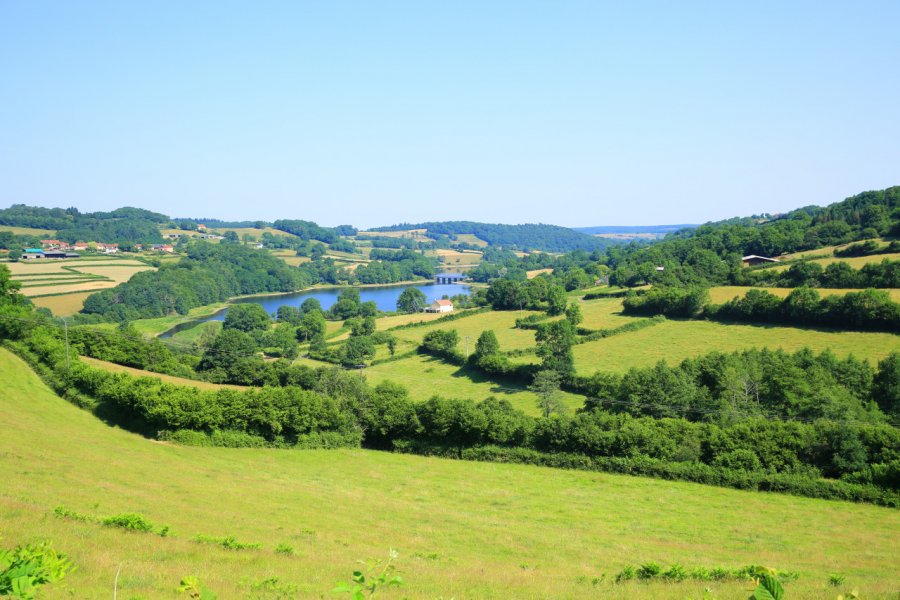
[2,2,898,228]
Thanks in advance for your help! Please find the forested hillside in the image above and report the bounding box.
[81,242,309,320]
[0,204,167,245]
[604,187,899,287]
[370,221,610,252]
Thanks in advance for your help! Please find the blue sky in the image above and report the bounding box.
[1,1,898,228]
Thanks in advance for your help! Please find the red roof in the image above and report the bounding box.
[434,299,453,306]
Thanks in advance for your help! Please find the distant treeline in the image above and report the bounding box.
[574,224,697,235]
[369,221,612,252]
[0,205,167,245]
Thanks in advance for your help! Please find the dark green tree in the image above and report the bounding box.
[397,287,427,313]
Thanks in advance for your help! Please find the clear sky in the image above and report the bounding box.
[1,1,898,228]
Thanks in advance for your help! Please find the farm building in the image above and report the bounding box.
[20,248,45,259]
[43,251,80,259]
[152,244,175,253]
[435,272,467,284]
[742,255,780,266]
[424,299,454,313]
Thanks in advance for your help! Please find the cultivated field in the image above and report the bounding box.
[2,348,898,599]
[30,291,98,316]
[7,258,155,302]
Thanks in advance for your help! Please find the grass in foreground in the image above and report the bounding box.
[1,348,898,598]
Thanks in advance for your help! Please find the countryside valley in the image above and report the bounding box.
[1,187,899,598]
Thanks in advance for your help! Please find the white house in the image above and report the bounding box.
[424,299,454,313]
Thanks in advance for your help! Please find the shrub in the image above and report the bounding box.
[194,534,262,551]
[102,513,155,533]
[0,541,75,598]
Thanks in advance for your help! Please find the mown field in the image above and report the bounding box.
[2,348,898,599]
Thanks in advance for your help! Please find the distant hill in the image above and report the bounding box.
[368,221,610,252]
[574,224,697,235]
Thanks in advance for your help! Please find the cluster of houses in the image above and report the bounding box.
[19,239,175,260]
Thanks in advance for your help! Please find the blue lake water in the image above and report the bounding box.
[159,282,470,338]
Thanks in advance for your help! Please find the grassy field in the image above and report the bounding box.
[768,253,900,272]
[363,353,584,415]
[80,356,244,391]
[709,286,900,303]
[391,309,541,352]
[434,248,483,266]
[123,303,230,337]
[357,229,427,239]
[567,319,900,374]
[270,249,311,267]
[453,233,489,247]
[577,297,647,329]
[30,291,98,315]
[0,225,57,236]
[778,239,892,261]
[1,348,898,599]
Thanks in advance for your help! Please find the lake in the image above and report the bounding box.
[159,282,471,337]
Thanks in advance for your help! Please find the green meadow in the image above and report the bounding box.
[2,348,899,599]
[568,318,900,374]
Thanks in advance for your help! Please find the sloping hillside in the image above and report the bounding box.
[1,348,898,598]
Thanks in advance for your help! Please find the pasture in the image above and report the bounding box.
[768,253,900,272]
[1,348,898,599]
[390,309,541,352]
[568,319,900,374]
[709,286,900,303]
[363,353,584,415]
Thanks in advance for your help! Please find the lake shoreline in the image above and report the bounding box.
[156,280,473,338]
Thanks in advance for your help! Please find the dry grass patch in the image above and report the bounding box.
[21,280,118,297]
[30,292,96,316]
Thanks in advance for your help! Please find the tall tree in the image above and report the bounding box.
[397,287,427,313]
